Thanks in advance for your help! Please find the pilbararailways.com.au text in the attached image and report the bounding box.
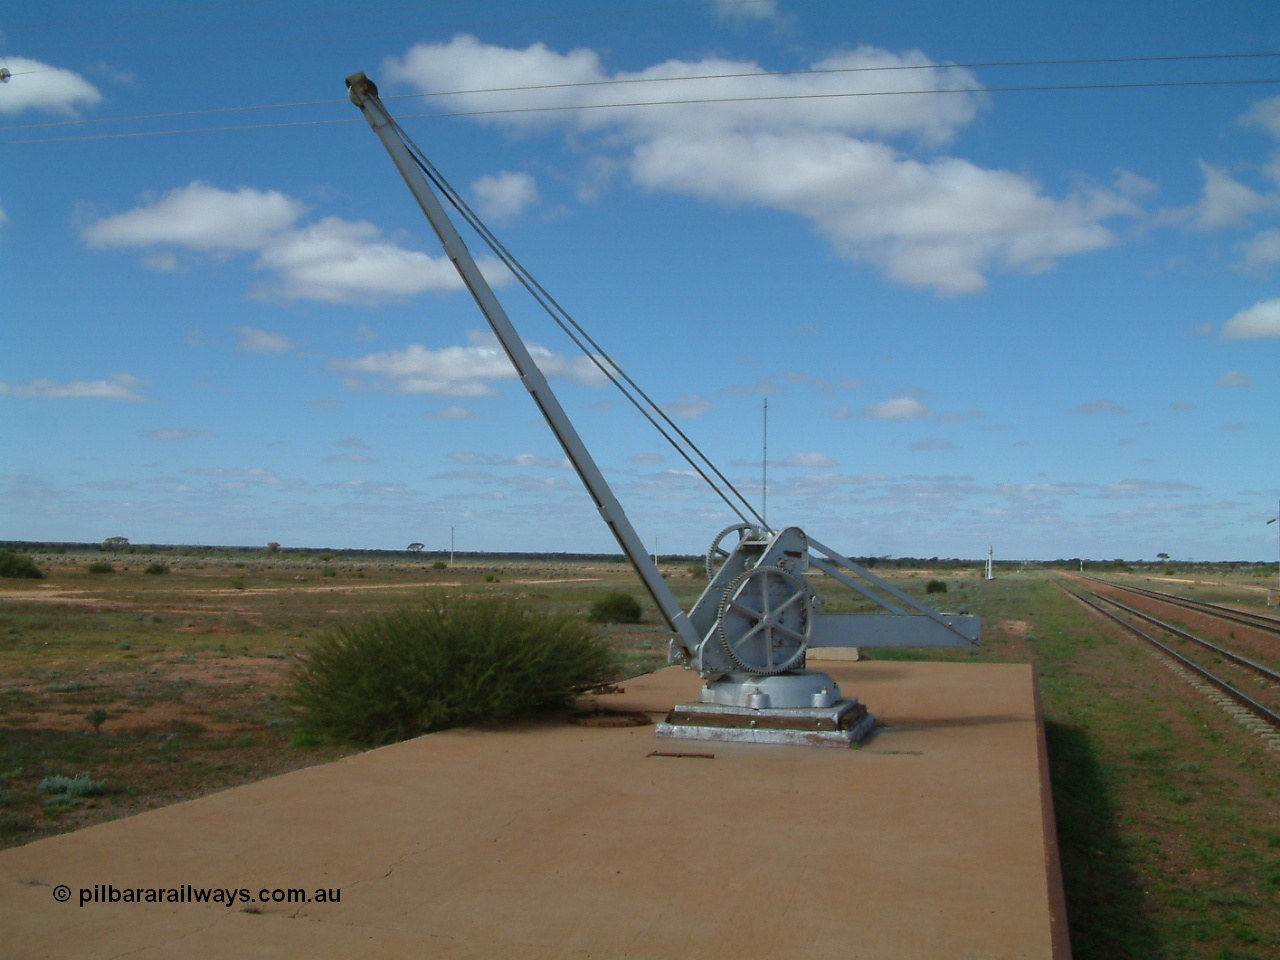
[72,884,341,908]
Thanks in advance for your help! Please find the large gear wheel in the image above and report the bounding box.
[705,522,758,580]
[717,565,812,675]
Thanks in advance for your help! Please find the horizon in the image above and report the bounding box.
[3,539,1274,568]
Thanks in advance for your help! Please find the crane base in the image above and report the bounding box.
[655,697,875,747]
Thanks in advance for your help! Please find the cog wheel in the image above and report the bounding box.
[705,522,758,580]
[717,565,811,675]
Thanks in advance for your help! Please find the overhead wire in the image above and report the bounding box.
[2,49,1280,133]
[6,73,1280,144]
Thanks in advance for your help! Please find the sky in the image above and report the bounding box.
[2,0,1279,562]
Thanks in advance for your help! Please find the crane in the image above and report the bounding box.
[346,72,978,746]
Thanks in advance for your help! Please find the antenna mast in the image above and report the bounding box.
[762,398,768,528]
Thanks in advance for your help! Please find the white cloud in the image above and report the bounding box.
[712,0,778,22]
[80,181,477,304]
[909,438,956,452]
[384,36,1134,294]
[472,171,539,222]
[333,330,605,396]
[423,405,473,420]
[507,453,570,469]
[784,452,836,468]
[662,394,712,417]
[237,327,293,353]
[0,57,101,116]
[1188,161,1269,230]
[1221,298,1280,339]
[1098,479,1197,498]
[1217,370,1251,388]
[1242,229,1280,268]
[82,181,304,252]
[251,216,467,303]
[389,38,982,144]
[1240,95,1280,142]
[447,451,568,470]
[0,373,143,400]
[863,396,929,420]
[636,131,1122,293]
[186,467,280,485]
[1071,399,1127,416]
[1112,168,1158,198]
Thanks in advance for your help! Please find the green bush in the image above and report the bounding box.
[38,774,106,797]
[289,594,619,746]
[86,561,115,575]
[144,562,170,575]
[587,590,643,624]
[925,579,948,594]
[0,550,44,579]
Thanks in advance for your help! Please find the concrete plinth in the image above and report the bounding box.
[0,660,1070,959]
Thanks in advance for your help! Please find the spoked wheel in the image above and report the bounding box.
[717,565,811,675]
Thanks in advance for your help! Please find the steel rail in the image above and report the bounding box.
[1085,591,1280,686]
[1075,574,1280,636]
[1059,583,1280,730]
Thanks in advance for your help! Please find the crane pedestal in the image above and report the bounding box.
[656,671,875,747]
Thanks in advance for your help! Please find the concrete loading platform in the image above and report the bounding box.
[0,660,1070,959]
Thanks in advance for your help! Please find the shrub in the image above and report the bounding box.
[38,774,106,797]
[289,593,619,746]
[86,561,115,575]
[431,559,448,571]
[0,550,44,579]
[587,590,643,624]
[144,562,170,575]
[0,813,31,837]
[925,579,948,594]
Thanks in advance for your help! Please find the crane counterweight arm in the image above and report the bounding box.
[345,72,700,657]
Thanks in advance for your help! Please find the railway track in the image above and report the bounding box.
[1074,573,1280,637]
[1058,579,1280,749]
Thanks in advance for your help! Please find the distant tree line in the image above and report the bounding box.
[0,542,1273,573]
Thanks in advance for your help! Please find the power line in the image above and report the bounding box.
[6,49,1280,130]
[5,73,1279,145]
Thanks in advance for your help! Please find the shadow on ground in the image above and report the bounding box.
[1046,720,1160,959]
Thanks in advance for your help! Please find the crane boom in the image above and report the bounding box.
[346,72,700,656]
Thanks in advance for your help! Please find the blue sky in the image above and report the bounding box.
[2,0,1278,561]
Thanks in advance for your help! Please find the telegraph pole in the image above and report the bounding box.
[1268,499,1279,602]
